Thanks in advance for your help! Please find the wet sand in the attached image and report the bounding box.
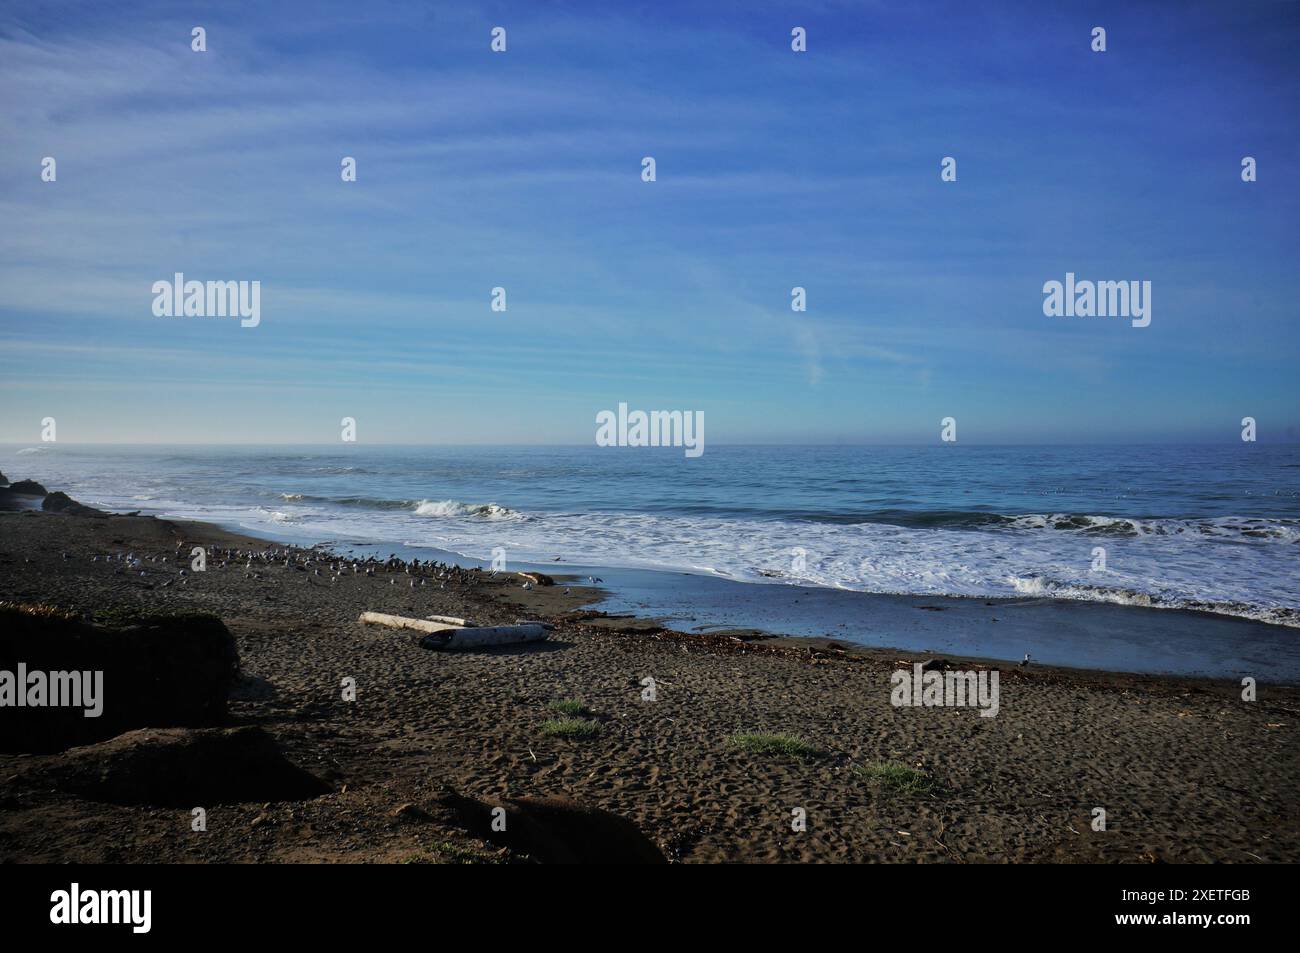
[2,508,1299,863]
[586,565,1300,682]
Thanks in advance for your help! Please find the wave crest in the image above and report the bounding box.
[412,499,523,520]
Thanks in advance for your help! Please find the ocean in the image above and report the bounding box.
[7,443,1297,632]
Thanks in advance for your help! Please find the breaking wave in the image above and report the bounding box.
[1009,574,1300,628]
[411,499,523,520]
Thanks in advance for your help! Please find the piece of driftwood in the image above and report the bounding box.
[427,614,471,626]
[358,612,462,634]
[418,623,551,651]
[516,571,554,587]
[360,612,551,651]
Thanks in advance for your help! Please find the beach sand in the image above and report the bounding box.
[2,506,1298,863]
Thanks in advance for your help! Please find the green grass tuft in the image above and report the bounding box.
[855,761,940,795]
[728,731,821,759]
[402,841,500,865]
[540,717,601,739]
[546,698,591,717]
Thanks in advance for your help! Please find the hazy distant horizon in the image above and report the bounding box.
[5,438,1300,448]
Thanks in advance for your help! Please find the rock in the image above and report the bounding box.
[21,727,330,807]
[391,802,430,821]
[41,491,106,517]
[0,603,240,753]
[0,470,6,485]
[6,479,47,496]
[439,791,667,864]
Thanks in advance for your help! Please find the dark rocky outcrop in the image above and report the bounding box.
[439,791,667,863]
[41,491,106,517]
[0,603,240,753]
[6,479,47,496]
[25,726,330,806]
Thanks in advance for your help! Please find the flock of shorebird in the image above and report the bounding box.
[75,542,489,591]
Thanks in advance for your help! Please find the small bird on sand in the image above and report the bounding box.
[1020,653,1031,667]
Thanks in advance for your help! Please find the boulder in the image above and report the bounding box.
[439,791,667,863]
[6,479,47,496]
[26,726,330,806]
[41,491,106,517]
[0,603,240,753]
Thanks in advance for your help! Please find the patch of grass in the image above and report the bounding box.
[91,605,222,628]
[540,716,601,739]
[546,698,591,717]
[402,841,500,865]
[0,601,78,623]
[855,760,940,795]
[728,731,821,759]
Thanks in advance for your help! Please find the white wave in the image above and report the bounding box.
[1009,575,1298,627]
[1006,513,1300,543]
[252,506,302,524]
[411,499,522,520]
[14,446,47,455]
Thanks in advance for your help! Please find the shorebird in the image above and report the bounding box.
[1020,653,1031,668]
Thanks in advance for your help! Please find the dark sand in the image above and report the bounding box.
[2,508,1299,863]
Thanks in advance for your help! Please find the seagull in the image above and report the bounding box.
[1020,653,1031,668]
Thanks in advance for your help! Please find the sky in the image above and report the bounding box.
[1,0,1298,444]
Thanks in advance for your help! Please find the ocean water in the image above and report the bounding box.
[6,444,1299,631]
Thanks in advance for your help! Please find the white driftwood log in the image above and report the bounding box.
[358,611,462,634]
[431,624,550,650]
[359,612,550,650]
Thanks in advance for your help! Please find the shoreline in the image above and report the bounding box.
[85,506,1300,685]
[3,503,1300,862]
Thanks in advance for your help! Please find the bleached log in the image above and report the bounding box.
[419,623,550,651]
[358,611,462,634]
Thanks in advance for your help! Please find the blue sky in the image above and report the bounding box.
[1,0,1297,444]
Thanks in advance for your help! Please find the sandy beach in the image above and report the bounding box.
[3,498,1298,864]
